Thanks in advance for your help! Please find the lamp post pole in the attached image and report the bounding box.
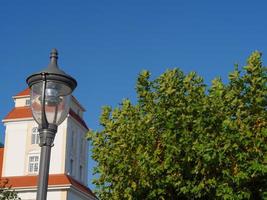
[36,126,57,200]
[26,49,77,200]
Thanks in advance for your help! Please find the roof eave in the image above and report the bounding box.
[2,117,34,123]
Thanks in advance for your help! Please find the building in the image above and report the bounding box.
[0,88,97,200]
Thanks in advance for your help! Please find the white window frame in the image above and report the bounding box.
[31,127,39,145]
[28,154,39,174]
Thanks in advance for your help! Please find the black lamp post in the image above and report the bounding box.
[26,49,77,200]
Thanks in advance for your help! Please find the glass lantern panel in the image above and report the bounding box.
[30,82,43,125]
[30,81,71,126]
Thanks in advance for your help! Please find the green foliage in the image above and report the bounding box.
[88,51,267,199]
[0,179,21,200]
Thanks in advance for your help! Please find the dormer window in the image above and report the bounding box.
[26,99,31,106]
[31,127,39,144]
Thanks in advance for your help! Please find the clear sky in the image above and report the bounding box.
[0,0,267,189]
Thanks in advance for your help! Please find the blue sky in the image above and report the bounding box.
[0,0,267,189]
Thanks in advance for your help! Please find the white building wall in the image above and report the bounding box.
[18,188,96,200]
[2,121,28,176]
[18,189,67,200]
[65,117,88,185]
[68,189,95,200]
[50,120,67,174]
[3,119,69,176]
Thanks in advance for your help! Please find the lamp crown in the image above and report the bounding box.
[26,48,77,92]
[50,48,58,66]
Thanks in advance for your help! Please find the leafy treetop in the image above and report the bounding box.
[88,52,267,200]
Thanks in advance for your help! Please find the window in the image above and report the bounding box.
[80,137,83,156]
[28,155,39,173]
[79,165,83,181]
[71,131,74,148]
[70,159,74,175]
[31,127,39,144]
[26,99,31,106]
[82,139,87,157]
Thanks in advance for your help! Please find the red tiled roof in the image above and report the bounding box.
[4,107,32,120]
[68,176,96,197]
[4,174,66,187]
[3,107,88,130]
[0,174,96,198]
[69,109,89,130]
[15,88,30,97]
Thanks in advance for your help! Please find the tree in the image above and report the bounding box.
[0,179,20,200]
[88,52,267,200]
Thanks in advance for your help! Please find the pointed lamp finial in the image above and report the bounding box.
[26,48,77,96]
[50,48,58,66]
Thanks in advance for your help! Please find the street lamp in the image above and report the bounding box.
[26,49,77,200]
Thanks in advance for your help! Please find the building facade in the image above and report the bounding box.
[0,88,96,200]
